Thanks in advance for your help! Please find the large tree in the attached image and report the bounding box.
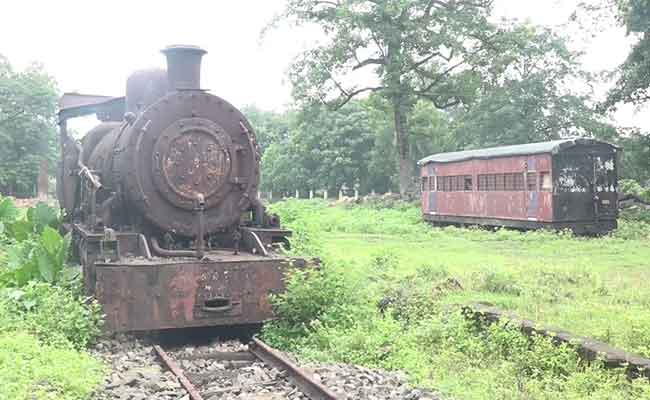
[272,0,508,195]
[258,98,451,195]
[240,105,293,154]
[451,24,618,147]
[0,56,58,197]
[604,0,650,108]
[261,101,377,194]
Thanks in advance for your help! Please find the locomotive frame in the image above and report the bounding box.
[57,46,300,332]
[418,138,619,235]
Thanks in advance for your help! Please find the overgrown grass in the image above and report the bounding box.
[0,195,105,399]
[0,331,104,400]
[264,199,650,399]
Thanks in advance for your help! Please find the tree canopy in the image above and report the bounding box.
[270,0,619,194]
[605,0,650,108]
[272,0,508,194]
[0,56,58,197]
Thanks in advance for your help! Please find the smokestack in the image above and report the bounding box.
[161,45,207,91]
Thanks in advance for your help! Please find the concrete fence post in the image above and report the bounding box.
[309,190,314,200]
[354,189,359,200]
[323,190,327,200]
[295,190,299,199]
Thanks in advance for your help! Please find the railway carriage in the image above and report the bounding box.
[418,138,619,235]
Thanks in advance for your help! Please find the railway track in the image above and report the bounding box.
[153,337,340,400]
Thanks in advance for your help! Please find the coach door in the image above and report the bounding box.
[525,160,538,221]
[591,153,618,220]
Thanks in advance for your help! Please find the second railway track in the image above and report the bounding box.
[154,337,340,400]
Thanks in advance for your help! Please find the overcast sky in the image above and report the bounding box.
[1,0,648,132]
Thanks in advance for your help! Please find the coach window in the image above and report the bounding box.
[540,172,552,192]
[429,176,436,191]
[487,174,497,191]
[514,173,525,190]
[464,175,473,191]
[526,172,538,191]
[495,174,506,191]
[421,177,428,192]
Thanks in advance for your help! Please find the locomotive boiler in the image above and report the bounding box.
[57,45,296,332]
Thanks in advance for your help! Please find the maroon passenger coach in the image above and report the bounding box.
[418,138,619,234]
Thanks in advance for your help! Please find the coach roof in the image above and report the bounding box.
[417,138,618,165]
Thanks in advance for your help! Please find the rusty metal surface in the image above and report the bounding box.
[58,45,297,333]
[162,45,207,91]
[250,338,341,400]
[95,256,288,332]
[154,345,205,400]
[423,154,553,221]
[125,69,168,113]
[59,45,262,237]
[103,90,260,237]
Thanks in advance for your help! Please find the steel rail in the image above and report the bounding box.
[249,337,340,400]
[155,338,340,400]
[153,345,205,400]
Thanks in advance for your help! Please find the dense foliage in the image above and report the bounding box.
[0,196,104,399]
[0,56,58,197]
[605,0,650,108]
[267,0,618,195]
[263,199,650,399]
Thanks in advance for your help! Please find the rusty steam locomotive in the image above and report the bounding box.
[57,46,296,332]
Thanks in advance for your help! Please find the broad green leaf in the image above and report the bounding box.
[29,203,59,234]
[57,233,72,268]
[61,265,81,282]
[6,244,26,271]
[0,197,18,223]
[41,226,62,256]
[8,220,34,242]
[36,248,55,283]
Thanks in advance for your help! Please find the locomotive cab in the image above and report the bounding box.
[57,46,299,332]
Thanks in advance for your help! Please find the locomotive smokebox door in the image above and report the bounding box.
[57,45,301,332]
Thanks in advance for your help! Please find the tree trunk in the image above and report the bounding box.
[393,103,412,196]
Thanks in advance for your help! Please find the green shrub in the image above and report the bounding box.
[620,179,650,202]
[0,331,104,400]
[475,271,523,296]
[262,265,356,349]
[1,226,72,286]
[610,219,650,240]
[0,196,19,237]
[0,282,103,349]
[6,202,61,242]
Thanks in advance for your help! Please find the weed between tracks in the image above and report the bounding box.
[262,199,650,399]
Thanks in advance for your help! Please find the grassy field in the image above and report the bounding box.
[265,199,650,399]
